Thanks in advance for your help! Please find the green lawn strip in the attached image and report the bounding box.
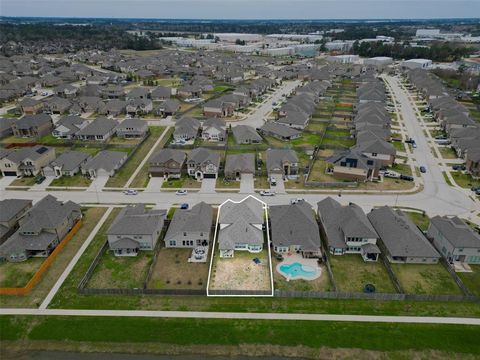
[1,316,480,356]
[457,265,480,296]
[392,163,412,176]
[49,174,91,187]
[105,127,166,188]
[48,208,122,308]
[404,211,430,232]
[216,177,240,189]
[451,172,480,189]
[320,137,355,148]
[392,141,406,152]
[442,172,454,186]
[391,263,462,295]
[438,147,458,160]
[130,127,173,188]
[291,132,323,147]
[38,134,68,146]
[329,255,396,293]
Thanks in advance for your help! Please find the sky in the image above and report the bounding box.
[1,0,479,20]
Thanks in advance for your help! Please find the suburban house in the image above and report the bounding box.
[126,87,150,100]
[202,117,227,142]
[156,99,180,117]
[81,150,127,178]
[266,149,299,178]
[52,115,89,139]
[177,85,202,99]
[148,148,186,178]
[428,216,480,264]
[259,122,302,141]
[125,98,153,115]
[354,131,396,166]
[115,118,148,138]
[75,117,118,141]
[466,149,480,179]
[232,125,262,144]
[44,97,72,114]
[270,202,322,258]
[187,147,220,180]
[0,145,56,177]
[107,204,166,257]
[11,114,53,138]
[367,207,440,264]
[18,98,43,115]
[0,195,82,262]
[327,149,379,182]
[173,117,201,142]
[203,98,234,118]
[43,151,92,178]
[97,99,126,117]
[224,153,255,180]
[0,118,14,138]
[151,86,172,101]
[0,199,32,243]
[317,197,380,261]
[217,196,265,258]
[164,202,213,248]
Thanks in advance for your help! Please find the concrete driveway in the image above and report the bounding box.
[200,178,217,193]
[0,176,17,190]
[270,174,286,194]
[240,173,254,193]
[145,177,164,192]
[29,176,55,190]
[87,176,109,192]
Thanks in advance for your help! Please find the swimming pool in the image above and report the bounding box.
[277,262,320,280]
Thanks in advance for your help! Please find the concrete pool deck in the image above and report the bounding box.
[276,253,322,281]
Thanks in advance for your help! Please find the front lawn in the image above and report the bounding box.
[391,263,462,295]
[450,172,480,189]
[329,255,396,293]
[49,174,91,187]
[10,177,37,186]
[216,177,240,189]
[438,147,458,160]
[161,176,201,189]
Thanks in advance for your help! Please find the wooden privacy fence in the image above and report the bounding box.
[0,220,82,295]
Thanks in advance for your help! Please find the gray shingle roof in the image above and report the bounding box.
[164,202,213,242]
[48,151,91,172]
[368,207,440,259]
[270,202,320,251]
[76,118,118,136]
[219,196,264,225]
[107,204,166,236]
[430,216,480,249]
[225,153,255,174]
[0,199,32,223]
[218,217,263,250]
[83,150,126,172]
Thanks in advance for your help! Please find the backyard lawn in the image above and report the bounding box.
[457,265,480,296]
[49,174,91,187]
[105,127,166,187]
[209,248,272,292]
[307,159,335,183]
[88,250,153,289]
[0,258,44,288]
[148,248,209,290]
[391,263,462,295]
[0,207,107,308]
[272,258,332,292]
[329,255,396,293]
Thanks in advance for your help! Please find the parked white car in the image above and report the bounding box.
[176,189,188,195]
[260,190,275,196]
[123,189,138,195]
[290,198,305,204]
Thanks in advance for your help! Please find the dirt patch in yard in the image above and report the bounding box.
[210,249,271,291]
[148,247,209,290]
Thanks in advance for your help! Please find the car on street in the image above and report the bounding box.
[260,190,275,196]
[419,166,427,173]
[180,203,189,209]
[123,189,138,195]
[290,198,305,204]
[176,189,188,195]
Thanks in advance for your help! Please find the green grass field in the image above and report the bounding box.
[1,316,480,358]
[457,265,480,296]
[49,174,91,187]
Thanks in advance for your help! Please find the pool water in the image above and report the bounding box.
[278,262,318,279]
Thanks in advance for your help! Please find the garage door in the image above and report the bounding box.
[203,173,216,179]
[3,171,17,176]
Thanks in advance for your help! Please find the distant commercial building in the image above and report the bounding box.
[401,59,433,70]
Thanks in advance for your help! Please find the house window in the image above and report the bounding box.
[372,153,377,157]
[169,240,176,246]
[183,232,187,236]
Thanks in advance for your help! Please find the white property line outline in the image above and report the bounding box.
[206,195,274,297]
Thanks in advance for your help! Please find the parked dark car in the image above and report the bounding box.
[35,175,46,184]
[180,203,189,210]
[419,166,427,173]
[400,174,414,181]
